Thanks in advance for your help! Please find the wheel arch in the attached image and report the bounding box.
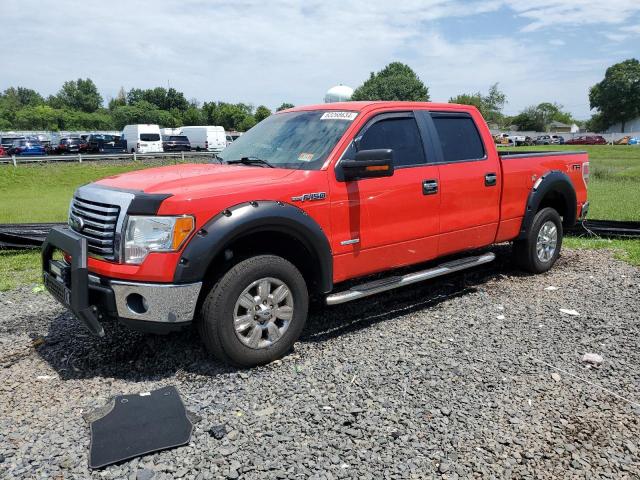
[518,170,577,240]
[174,201,333,295]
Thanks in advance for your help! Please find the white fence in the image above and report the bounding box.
[0,151,216,167]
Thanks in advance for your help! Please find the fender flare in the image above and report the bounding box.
[518,170,577,239]
[173,201,333,293]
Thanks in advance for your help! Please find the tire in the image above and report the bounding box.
[199,255,309,367]
[513,207,563,273]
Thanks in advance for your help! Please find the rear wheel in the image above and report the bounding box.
[199,255,308,367]
[513,207,563,273]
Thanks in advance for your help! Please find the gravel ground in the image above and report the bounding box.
[1,247,639,479]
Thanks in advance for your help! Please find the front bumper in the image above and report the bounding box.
[43,226,201,336]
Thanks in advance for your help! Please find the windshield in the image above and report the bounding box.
[218,110,357,170]
[169,136,189,141]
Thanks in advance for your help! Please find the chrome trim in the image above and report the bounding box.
[110,280,202,323]
[326,253,495,306]
[340,238,360,246]
[72,185,135,262]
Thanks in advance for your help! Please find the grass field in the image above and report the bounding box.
[0,160,184,223]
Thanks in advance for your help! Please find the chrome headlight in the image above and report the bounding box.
[124,215,195,264]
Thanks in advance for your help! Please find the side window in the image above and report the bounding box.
[357,117,426,167]
[432,116,485,162]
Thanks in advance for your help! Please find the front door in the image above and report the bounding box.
[329,111,441,282]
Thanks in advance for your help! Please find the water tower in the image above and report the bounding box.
[324,84,354,103]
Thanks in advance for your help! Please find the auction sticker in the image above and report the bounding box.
[298,152,315,161]
[320,111,358,121]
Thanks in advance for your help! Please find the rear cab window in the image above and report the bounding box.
[430,113,485,162]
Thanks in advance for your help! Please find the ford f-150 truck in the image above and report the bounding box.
[43,102,589,366]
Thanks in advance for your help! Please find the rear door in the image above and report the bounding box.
[330,111,440,281]
[416,110,501,256]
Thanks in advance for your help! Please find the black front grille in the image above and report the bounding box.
[70,196,120,259]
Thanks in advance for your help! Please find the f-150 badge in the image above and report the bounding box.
[291,192,326,202]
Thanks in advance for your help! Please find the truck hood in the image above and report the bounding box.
[94,163,296,197]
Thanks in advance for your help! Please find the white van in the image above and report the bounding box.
[180,126,226,153]
[121,124,164,153]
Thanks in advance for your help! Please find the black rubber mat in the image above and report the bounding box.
[89,386,193,469]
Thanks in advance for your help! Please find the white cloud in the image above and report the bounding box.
[505,0,640,32]
[1,0,638,119]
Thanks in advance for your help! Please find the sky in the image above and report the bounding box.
[3,0,640,120]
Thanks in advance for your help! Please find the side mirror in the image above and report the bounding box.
[341,149,394,181]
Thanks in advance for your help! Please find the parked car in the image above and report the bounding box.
[162,135,191,152]
[565,135,607,145]
[0,145,6,156]
[1,136,25,149]
[43,101,589,367]
[535,135,553,145]
[493,133,510,146]
[180,125,226,152]
[86,134,127,154]
[121,124,164,153]
[551,135,565,145]
[629,137,640,145]
[8,139,46,156]
[54,137,89,154]
[225,131,243,146]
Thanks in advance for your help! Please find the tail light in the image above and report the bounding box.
[582,162,590,186]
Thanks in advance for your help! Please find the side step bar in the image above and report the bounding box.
[325,252,496,306]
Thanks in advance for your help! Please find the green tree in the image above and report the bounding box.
[126,87,190,112]
[585,113,608,133]
[450,83,506,125]
[181,107,204,126]
[276,102,294,112]
[202,102,255,130]
[511,102,574,131]
[351,62,429,102]
[589,58,640,132]
[14,105,64,130]
[0,87,45,125]
[50,78,103,113]
[254,105,272,122]
[108,87,127,110]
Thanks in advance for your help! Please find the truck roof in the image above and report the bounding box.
[287,101,477,114]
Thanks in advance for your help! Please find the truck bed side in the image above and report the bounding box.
[496,150,589,242]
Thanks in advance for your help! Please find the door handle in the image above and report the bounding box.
[422,179,438,195]
[485,173,497,187]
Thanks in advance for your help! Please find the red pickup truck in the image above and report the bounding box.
[43,102,589,366]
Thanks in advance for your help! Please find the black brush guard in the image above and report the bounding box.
[42,226,105,337]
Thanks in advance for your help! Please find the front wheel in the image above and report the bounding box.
[513,207,563,273]
[199,255,308,367]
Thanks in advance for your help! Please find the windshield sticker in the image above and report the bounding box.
[320,111,358,121]
[298,152,315,162]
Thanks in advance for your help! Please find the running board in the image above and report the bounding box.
[325,252,496,306]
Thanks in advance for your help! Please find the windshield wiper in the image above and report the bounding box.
[226,156,275,168]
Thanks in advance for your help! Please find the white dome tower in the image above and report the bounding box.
[324,84,354,103]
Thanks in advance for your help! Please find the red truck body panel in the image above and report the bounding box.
[89,101,588,286]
